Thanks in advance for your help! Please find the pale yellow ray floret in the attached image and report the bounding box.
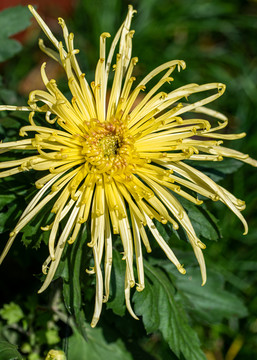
[0,4,256,328]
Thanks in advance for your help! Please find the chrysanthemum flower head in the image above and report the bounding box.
[0,5,256,327]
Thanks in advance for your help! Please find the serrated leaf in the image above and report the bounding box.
[200,158,243,175]
[0,175,32,195]
[0,178,34,232]
[0,6,31,38]
[0,339,22,360]
[171,267,248,324]
[188,158,243,182]
[106,248,126,316]
[0,302,24,325]
[0,194,16,210]
[0,6,32,62]
[0,38,22,63]
[185,203,220,241]
[155,221,170,241]
[67,326,133,360]
[0,89,17,106]
[21,211,52,249]
[133,261,206,360]
[0,117,20,134]
[61,225,88,339]
[175,198,220,241]
[0,202,21,233]
[18,188,59,249]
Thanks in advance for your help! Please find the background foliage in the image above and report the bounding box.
[0,0,257,359]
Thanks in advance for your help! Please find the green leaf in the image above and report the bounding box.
[67,326,133,360]
[133,261,206,360]
[106,248,126,316]
[0,302,24,325]
[0,193,17,208]
[21,208,52,249]
[28,354,41,360]
[61,225,88,339]
[0,177,33,235]
[0,194,17,231]
[0,339,22,360]
[198,158,244,175]
[0,6,31,38]
[155,221,170,241]
[0,89,17,106]
[188,158,243,182]
[0,6,32,62]
[171,197,221,242]
[182,201,220,241]
[45,329,61,345]
[0,38,22,63]
[172,267,248,324]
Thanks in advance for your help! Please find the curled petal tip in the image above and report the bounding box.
[90,317,99,328]
[242,219,248,235]
[218,83,226,93]
[173,223,179,230]
[136,284,145,292]
[128,4,137,14]
[201,270,207,286]
[58,17,65,25]
[178,265,186,275]
[180,60,186,69]
[101,32,111,39]
[197,240,206,250]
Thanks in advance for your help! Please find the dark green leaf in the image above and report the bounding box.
[133,261,206,360]
[198,158,244,175]
[0,89,17,106]
[0,6,32,62]
[0,6,31,38]
[106,248,126,316]
[0,195,19,233]
[175,198,221,241]
[62,225,88,339]
[0,194,16,210]
[185,203,220,241]
[172,267,248,324]
[188,159,244,182]
[67,326,133,360]
[0,38,22,63]
[155,221,170,241]
[20,196,54,249]
[0,339,22,360]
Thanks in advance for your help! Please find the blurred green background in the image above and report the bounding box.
[0,0,257,359]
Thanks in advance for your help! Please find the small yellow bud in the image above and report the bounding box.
[45,350,66,360]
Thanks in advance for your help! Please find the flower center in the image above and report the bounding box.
[81,118,138,177]
[99,135,119,157]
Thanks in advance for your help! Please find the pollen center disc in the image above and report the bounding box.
[80,118,138,177]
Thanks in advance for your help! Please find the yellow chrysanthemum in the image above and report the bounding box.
[0,5,256,327]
